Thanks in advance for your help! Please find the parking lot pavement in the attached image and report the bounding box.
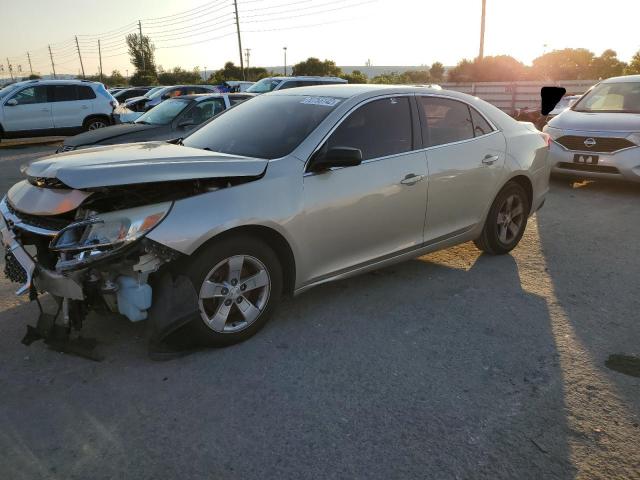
[0,146,639,479]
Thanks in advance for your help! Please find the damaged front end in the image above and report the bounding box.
[1,161,263,359]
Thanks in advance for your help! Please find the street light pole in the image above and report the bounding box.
[478,0,486,59]
[283,47,287,76]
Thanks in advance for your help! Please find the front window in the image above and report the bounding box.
[135,98,190,125]
[246,78,282,94]
[180,98,226,124]
[325,97,412,160]
[0,82,23,100]
[183,94,341,159]
[11,86,48,105]
[573,82,640,113]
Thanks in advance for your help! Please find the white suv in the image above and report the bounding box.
[0,79,117,140]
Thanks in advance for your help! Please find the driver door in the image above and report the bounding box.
[3,85,53,132]
[299,96,428,284]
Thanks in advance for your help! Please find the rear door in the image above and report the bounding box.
[417,95,506,242]
[50,85,95,128]
[2,85,53,132]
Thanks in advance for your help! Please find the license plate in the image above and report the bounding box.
[573,154,599,165]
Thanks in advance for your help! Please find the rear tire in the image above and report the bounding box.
[474,181,530,255]
[83,117,109,131]
[181,235,283,347]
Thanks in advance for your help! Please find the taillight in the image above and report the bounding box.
[110,100,118,109]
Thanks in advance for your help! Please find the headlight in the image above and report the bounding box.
[625,133,640,146]
[542,126,563,140]
[51,202,172,253]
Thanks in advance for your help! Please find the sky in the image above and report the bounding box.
[1,0,639,79]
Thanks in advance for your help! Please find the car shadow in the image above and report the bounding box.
[535,177,640,477]
[0,242,575,479]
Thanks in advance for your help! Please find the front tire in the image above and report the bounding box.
[474,181,530,255]
[182,235,283,347]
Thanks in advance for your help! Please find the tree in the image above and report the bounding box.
[158,66,201,85]
[590,49,626,79]
[209,61,243,83]
[401,69,431,84]
[27,74,41,80]
[126,33,157,85]
[447,55,528,82]
[624,50,640,75]
[531,48,595,80]
[291,57,342,77]
[370,72,403,84]
[429,62,445,82]
[109,69,126,85]
[340,70,368,83]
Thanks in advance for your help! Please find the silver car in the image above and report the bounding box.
[0,85,550,354]
[544,75,640,182]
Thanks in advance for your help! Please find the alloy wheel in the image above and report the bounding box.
[88,121,107,130]
[198,255,271,333]
[496,194,525,244]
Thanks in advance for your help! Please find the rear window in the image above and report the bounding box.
[183,94,341,159]
[78,86,96,100]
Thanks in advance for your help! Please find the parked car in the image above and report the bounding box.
[1,85,549,355]
[124,85,219,112]
[112,87,154,103]
[0,79,117,140]
[221,81,254,92]
[58,93,254,152]
[544,75,640,182]
[246,76,347,94]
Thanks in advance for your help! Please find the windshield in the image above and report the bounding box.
[246,78,282,94]
[183,94,341,159]
[135,98,189,125]
[573,82,640,113]
[145,86,164,98]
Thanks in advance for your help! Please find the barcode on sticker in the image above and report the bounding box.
[301,96,341,107]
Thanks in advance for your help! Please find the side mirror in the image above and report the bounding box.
[161,93,171,100]
[6,99,18,106]
[309,147,363,172]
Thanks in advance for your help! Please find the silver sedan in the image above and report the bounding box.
[1,85,550,352]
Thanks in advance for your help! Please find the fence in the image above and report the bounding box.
[440,80,597,113]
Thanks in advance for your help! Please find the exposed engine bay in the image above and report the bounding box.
[0,143,266,360]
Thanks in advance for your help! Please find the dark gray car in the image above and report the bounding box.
[58,93,254,152]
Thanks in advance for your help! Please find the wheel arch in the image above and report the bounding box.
[82,114,111,128]
[191,225,297,296]
[507,174,533,214]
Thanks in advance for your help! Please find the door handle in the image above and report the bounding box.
[81,105,89,109]
[400,173,424,186]
[482,154,499,165]
[40,108,49,112]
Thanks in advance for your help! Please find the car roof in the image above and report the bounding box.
[9,79,103,87]
[174,92,255,101]
[601,74,640,84]
[263,76,346,82]
[268,83,449,99]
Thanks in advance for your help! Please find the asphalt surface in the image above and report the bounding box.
[0,145,639,479]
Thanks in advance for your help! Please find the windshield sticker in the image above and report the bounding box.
[300,96,341,107]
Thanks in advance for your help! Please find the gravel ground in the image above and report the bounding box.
[0,146,639,480]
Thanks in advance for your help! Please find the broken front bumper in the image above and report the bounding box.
[1,198,83,299]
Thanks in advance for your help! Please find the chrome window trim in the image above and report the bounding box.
[304,93,502,176]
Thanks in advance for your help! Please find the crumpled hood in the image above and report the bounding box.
[549,109,640,133]
[26,142,268,189]
[64,123,160,147]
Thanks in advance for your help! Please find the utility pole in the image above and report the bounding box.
[6,59,14,81]
[478,0,486,59]
[48,45,56,79]
[233,0,245,80]
[139,20,145,72]
[244,48,251,79]
[75,36,86,78]
[98,39,103,83]
[27,52,33,75]
[283,47,287,75]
